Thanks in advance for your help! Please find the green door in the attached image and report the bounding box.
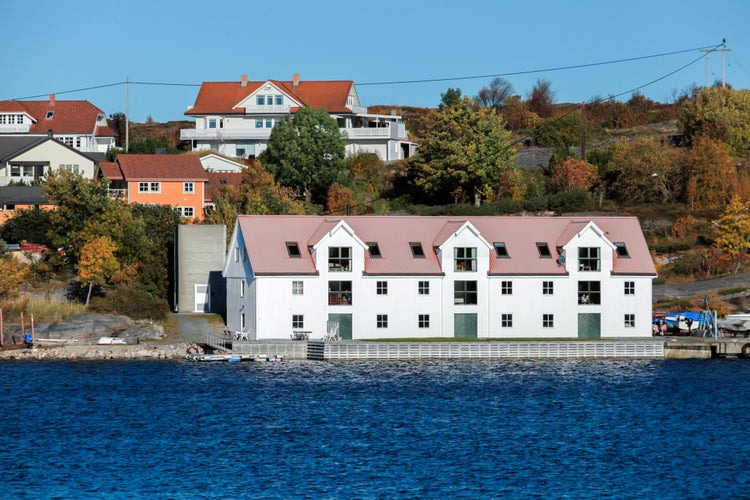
[578,313,601,339]
[328,313,353,340]
[454,313,478,338]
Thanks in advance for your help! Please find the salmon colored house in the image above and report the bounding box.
[98,154,208,220]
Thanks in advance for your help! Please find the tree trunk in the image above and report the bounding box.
[474,190,482,207]
[86,282,93,306]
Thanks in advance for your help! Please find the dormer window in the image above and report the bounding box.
[257,95,266,106]
[410,242,425,258]
[367,242,381,258]
[493,242,509,258]
[275,95,283,105]
[536,242,552,258]
[615,242,630,258]
[286,242,301,258]
[45,111,54,119]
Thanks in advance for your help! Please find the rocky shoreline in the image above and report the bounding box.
[0,342,203,361]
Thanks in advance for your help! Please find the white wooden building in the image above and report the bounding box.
[181,75,416,162]
[223,215,657,340]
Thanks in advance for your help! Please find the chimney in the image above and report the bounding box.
[49,94,55,106]
[241,74,248,88]
[293,73,300,87]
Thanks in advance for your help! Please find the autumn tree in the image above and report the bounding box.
[412,97,517,206]
[78,236,121,305]
[549,158,599,193]
[714,195,750,274]
[678,87,750,157]
[685,136,735,209]
[474,78,514,111]
[44,170,114,264]
[259,107,347,204]
[608,138,687,204]
[326,183,355,215]
[0,253,27,302]
[527,78,556,118]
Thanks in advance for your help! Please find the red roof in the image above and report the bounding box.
[115,154,208,181]
[0,99,116,137]
[186,79,355,115]
[237,215,657,276]
[204,171,242,202]
[98,161,123,180]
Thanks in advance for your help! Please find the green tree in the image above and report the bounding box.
[412,97,517,206]
[439,88,463,109]
[108,112,126,147]
[531,110,591,161]
[0,206,53,246]
[43,170,114,264]
[678,87,750,157]
[714,195,750,274]
[259,107,347,204]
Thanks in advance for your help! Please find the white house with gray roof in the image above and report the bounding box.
[223,215,657,340]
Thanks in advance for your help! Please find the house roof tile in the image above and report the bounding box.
[186,79,354,115]
[0,99,116,136]
[115,154,208,181]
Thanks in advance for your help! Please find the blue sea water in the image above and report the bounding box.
[1,358,749,499]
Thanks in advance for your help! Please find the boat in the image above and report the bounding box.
[185,353,284,362]
[725,311,750,321]
[663,311,714,334]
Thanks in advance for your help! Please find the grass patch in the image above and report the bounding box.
[0,298,88,322]
[719,287,750,296]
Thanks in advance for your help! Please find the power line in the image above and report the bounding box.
[11,81,125,100]
[357,44,724,87]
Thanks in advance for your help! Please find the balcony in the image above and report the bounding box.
[180,128,272,141]
[109,189,127,199]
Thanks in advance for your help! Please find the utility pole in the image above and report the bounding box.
[700,40,731,88]
[580,101,586,161]
[125,76,129,152]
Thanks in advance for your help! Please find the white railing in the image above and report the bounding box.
[0,125,31,133]
[180,129,272,141]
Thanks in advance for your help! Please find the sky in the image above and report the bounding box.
[4,0,748,123]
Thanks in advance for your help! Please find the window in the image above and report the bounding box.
[256,119,263,128]
[377,314,388,328]
[139,182,160,193]
[615,242,630,258]
[209,119,217,129]
[234,246,240,262]
[501,281,513,295]
[624,281,635,295]
[536,242,552,258]
[578,281,601,305]
[624,314,635,328]
[328,247,351,272]
[46,111,54,119]
[265,119,273,128]
[257,95,265,105]
[367,242,381,258]
[543,281,554,295]
[328,281,352,305]
[543,314,554,328]
[376,281,388,295]
[493,242,509,258]
[286,242,301,258]
[454,247,477,272]
[177,206,194,218]
[410,242,425,258]
[502,313,513,328]
[241,312,246,330]
[184,182,194,193]
[418,281,430,295]
[419,314,430,328]
[275,95,283,105]
[240,280,245,298]
[578,247,600,271]
[454,280,477,305]
[292,281,303,295]
[292,315,304,329]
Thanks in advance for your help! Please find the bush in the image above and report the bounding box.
[89,285,170,321]
[651,241,693,254]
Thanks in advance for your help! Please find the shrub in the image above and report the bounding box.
[89,285,169,321]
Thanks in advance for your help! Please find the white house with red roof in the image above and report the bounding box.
[223,215,657,340]
[181,74,416,162]
[0,95,117,153]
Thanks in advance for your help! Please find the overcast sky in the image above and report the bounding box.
[5,0,748,122]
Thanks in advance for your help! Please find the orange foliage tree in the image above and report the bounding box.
[549,158,599,193]
[685,136,735,209]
